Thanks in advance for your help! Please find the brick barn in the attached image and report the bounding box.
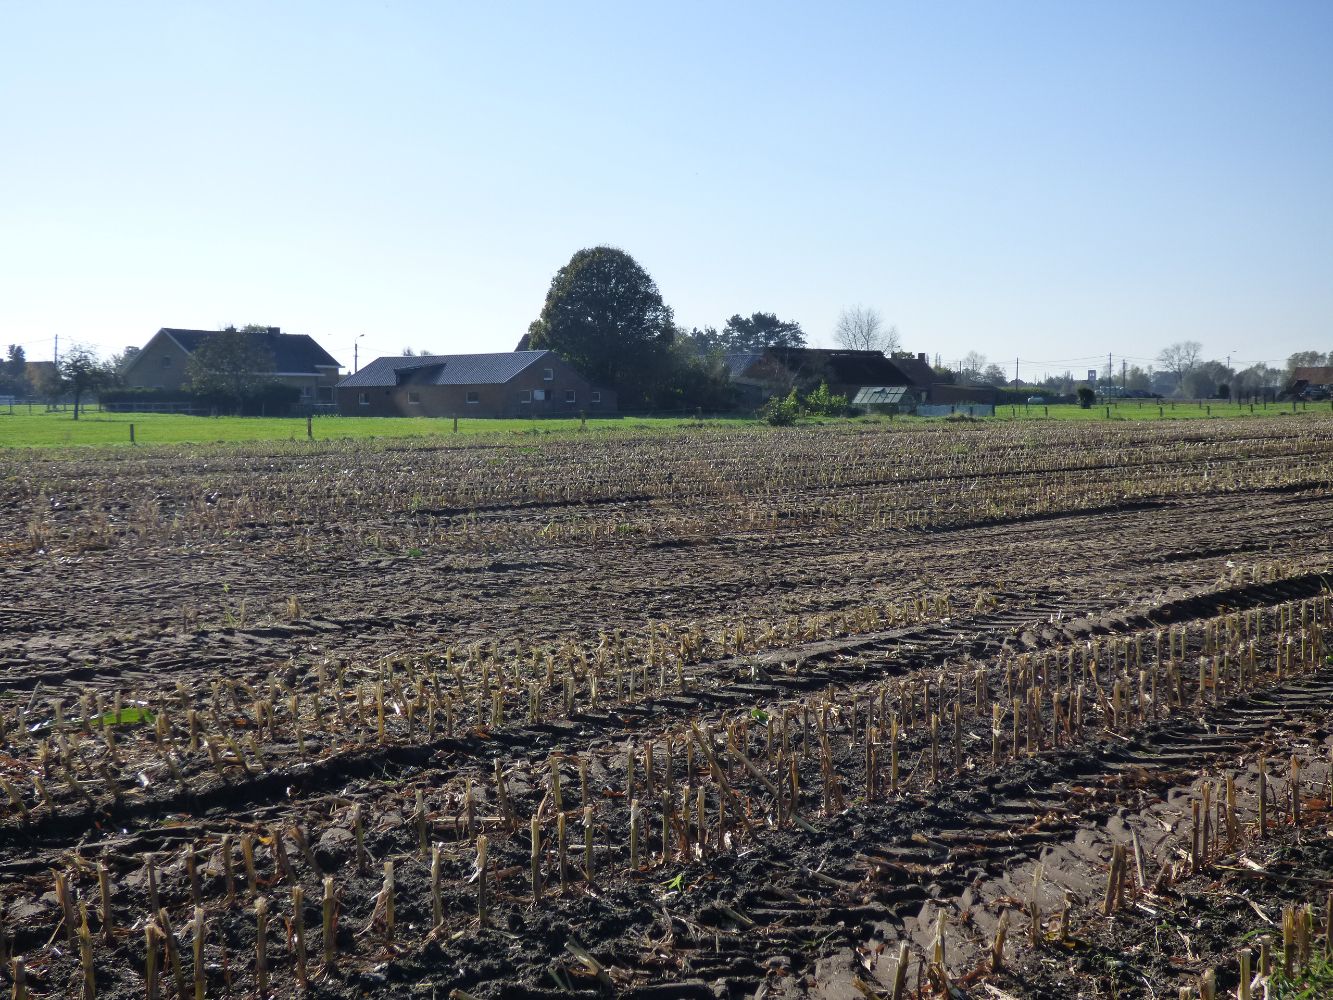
[334,351,616,418]
[121,327,343,403]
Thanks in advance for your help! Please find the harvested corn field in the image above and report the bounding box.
[2,415,1333,1000]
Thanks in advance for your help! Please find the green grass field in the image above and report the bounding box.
[0,408,759,449]
[0,400,1328,449]
[996,398,1332,420]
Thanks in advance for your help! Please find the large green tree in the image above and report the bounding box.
[187,326,278,407]
[526,247,676,404]
[0,345,27,397]
[691,313,806,353]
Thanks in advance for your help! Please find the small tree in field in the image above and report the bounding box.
[1076,386,1095,409]
[57,345,113,420]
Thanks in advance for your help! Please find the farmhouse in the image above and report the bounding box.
[335,350,616,418]
[24,361,57,395]
[122,327,343,403]
[726,348,997,410]
[1288,366,1333,398]
[726,347,908,407]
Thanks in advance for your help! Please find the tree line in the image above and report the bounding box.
[5,248,1327,416]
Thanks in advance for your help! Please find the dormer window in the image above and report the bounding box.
[543,368,554,381]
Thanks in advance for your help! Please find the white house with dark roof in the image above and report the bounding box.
[334,351,616,418]
[122,327,343,402]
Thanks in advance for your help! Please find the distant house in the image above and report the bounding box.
[726,348,996,409]
[121,327,343,403]
[335,350,616,418]
[726,348,909,407]
[1287,367,1333,398]
[24,361,58,395]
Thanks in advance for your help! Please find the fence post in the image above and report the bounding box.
[307,414,313,439]
[130,423,135,445]
[1105,406,1110,418]
[453,415,459,433]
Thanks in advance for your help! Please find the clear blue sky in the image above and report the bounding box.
[3,1,1330,379]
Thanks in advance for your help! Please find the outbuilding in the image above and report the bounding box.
[334,350,616,418]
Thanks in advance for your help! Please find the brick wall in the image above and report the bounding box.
[123,333,191,390]
[334,356,616,418]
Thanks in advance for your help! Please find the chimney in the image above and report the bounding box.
[918,352,927,363]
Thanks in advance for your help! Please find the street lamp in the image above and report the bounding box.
[354,334,365,374]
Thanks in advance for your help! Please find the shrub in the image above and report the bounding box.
[760,389,800,426]
[1076,387,1095,409]
[803,381,848,417]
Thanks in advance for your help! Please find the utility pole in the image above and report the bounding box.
[354,334,365,373]
[1122,359,1127,391]
[54,334,59,368]
[1014,356,1019,385]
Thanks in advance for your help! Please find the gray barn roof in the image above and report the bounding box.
[722,352,766,380]
[157,328,342,373]
[337,351,553,388]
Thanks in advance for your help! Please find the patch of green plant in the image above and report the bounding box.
[30,706,155,734]
[760,389,800,426]
[1269,952,1333,998]
[802,381,848,417]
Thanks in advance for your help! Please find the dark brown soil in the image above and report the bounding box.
[1,418,1331,999]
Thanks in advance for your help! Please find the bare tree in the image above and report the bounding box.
[1157,341,1202,387]
[958,351,988,384]
[833,307,900,353]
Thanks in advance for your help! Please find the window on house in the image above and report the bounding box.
[358,392,369,406]
[543,368,554,381]
[465,390,479,404]
[519,390,532,404]
[161,356,172,367]
[591,391,602,404]
[300,386,312,398]
[532,389,546,401]
[408,392,421,404]
[565,390,576,403]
